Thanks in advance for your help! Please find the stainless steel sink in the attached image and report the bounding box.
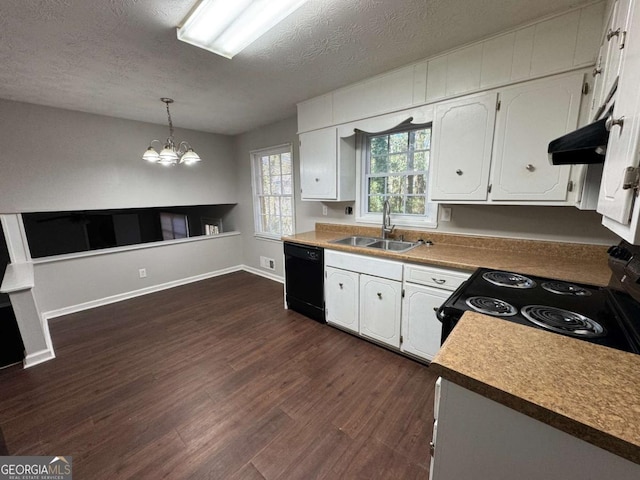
[367,239,420,253]
[330,236,420,253]
[330,235,379,247]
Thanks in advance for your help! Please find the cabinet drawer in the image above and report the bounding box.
[325,250,403,281]
[404,264,470,291]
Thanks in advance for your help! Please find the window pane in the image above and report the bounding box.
[388,175,404,195]
[389,196,403,213]
[413,151,427,171]
[406,174,426,195]
[270,176,282,195]
[368,177,385,195]
[413,129,431,151]
[281,153,292,174]
[389,133,408,153]
[282,216,293,236]
[368,195,384,213]
[370,155,388,174]
[389,154,407,173]
[262,173,271,195]
[370,135,389,156]
[282,174,292,195]
[406,196,426,215]
[269,154,281,176]
[281,197,292,216]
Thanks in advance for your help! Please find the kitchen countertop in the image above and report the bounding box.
[284,223,612,286]
[430,312,640,465]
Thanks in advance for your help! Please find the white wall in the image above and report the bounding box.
[34,235,242,314]
[0,98,237,212]
[235,115,618,276]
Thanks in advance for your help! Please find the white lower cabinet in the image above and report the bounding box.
[359,274,402,348]
[325,266,359,333]
[324,249,470,361]
[401,284,450,361]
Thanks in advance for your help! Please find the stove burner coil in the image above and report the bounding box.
[482,271,536,289]
[541,281,592,296]
[465,296,518,316]
[521,305,605,338]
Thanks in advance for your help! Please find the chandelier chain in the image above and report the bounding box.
[165,100,174,140]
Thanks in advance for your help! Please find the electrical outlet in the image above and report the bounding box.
[269,259,275,269]
[440,207,452,222]
[138,268,147,278]
[322,205,328,216]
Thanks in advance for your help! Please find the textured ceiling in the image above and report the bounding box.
[0,0,594,135]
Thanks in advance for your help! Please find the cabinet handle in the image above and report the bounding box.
[315,178,319,182]
[606,117,624,131]
[433,307,439,312]
[607,28,621,41]
[432,278,446,285]
[592,67,602,77]
[455,169,463,176]
[525,164,535,172]
[377,292,382,299]
[339,283,343,289]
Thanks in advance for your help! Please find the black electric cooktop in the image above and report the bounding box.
[438,267,639,354]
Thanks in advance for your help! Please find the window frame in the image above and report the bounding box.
[250,143,295,240]
[356,123,438,228]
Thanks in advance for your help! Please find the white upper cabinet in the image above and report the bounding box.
[299,127,356,201]
[430,93,497,201]
[490,73,583,201]
[598,0,640,243]
[430,72,584,204]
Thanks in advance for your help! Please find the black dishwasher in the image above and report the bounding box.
[284,242,325,323]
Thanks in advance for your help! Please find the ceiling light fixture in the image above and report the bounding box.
[143,98,201,167]
[177,0,309,59]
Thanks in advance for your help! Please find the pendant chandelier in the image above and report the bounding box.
[142,98,201,166]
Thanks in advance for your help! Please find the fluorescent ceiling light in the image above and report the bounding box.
[177,0,309,59]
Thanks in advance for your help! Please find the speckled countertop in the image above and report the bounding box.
[431,312,640,465]
[284,223,612,286]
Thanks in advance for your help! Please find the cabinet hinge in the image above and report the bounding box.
[622,166,640,190]
[582,82,589,95]
[400,335,403,344]
[402,289,405,298]
[567,180,574,192]
[620,30,627,50]
[487,184,492,193]
[496,99,501,111]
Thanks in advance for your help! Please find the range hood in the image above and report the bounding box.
[548,117,610,165]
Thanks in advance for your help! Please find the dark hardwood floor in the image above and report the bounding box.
[0,272,438,479]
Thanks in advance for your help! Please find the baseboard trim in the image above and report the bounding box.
[23,348,55,368]
[42,265,283,321]
[42,265,244,320]
[241,265,284,284]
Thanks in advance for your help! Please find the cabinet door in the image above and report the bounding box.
[325,267,359,333]
[601,0,633,108]
[430,92,497,201]
[300,128,337,200]
[401,284,450,361]
[490,73,582,201]
[359,274,402,348]
[598,0,640,242]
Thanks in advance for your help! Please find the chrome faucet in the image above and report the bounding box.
[381,199,395,239]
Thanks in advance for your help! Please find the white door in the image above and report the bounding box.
[599,0,640,242]
[490,73,582,201]
[359,274,402,348]
[325,267,359,333]
[429,92,497,201]
[300,127,337,199]
[401,284,450,361]
[601,0,633,109]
